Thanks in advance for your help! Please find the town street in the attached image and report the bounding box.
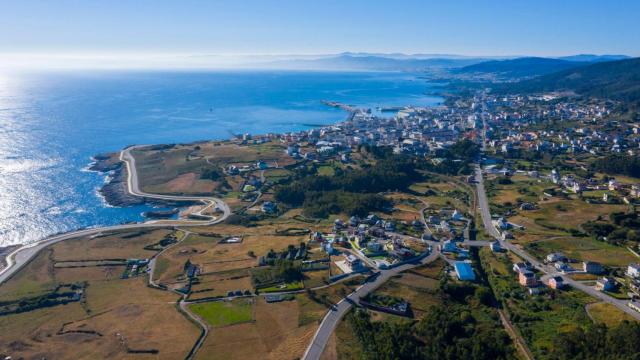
[473,164,640,321]
[302,247,440,360]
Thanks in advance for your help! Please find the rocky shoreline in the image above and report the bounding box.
[90,152,198,208]
[0,245,19,271]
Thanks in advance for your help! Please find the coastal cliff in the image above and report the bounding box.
[90,153,146,207]
[90,152,198,208]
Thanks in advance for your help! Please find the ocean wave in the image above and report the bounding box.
[0,158,59,174]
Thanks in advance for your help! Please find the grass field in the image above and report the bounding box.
[133,142,295,195]
[317,165,335,176]
[524,236,637,267]
[195,297,321,360]
[366,259,445,319]
[480,248,596,359]
[587,302,638,327]
[312,277,365,305]
[0,228,204,359]
[189,274,253,300]
[0,276,199,359]
[487,177,634,268]
[190,299,254,327]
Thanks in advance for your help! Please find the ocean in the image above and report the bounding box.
[0,70,442,246]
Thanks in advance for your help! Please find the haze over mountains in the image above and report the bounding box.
[250,52,630,74]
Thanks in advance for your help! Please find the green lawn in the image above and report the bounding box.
[317,165,335,176]
[189,299,254,327]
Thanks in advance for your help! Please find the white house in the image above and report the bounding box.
[627,263,640,278]
[546,253,567,263]
[609,179,622,191]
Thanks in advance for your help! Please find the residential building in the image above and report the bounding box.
[627,263,640,278]
[583,261,604,274]
[548,276,564,289]
[519,270,537,287]
[345,255,363,271]
[490,241,502,252]
[454,261,476,281]
[261,201,277,213]
[595,277,616,291]
[513,262,530,274]
[441,240,458,253]
[546,253,567,263]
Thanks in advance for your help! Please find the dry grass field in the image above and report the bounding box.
[195,297,321,360]
[53,229,172,261]
[153,227,311,286]
[189,273,253,300]
[133,142,295,195]
[0,229,200,359]
[373,271,443,318]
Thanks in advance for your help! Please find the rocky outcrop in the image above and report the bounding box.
[98,162,146,207]
[92,153,199,208]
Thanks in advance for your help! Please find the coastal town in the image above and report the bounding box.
[2,80,640,360]
[3,1,640,359]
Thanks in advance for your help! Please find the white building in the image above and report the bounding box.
[627,263,640,278]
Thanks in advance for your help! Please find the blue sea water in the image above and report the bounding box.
[0,70,442,246]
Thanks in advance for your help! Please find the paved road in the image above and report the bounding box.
[473,164,640,321]
[120,146,231,223]
[0,146,231,285]
[302,248,440,360]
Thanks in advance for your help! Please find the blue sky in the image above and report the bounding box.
[1,0,638,58]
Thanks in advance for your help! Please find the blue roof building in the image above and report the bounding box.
[454,261,476,281]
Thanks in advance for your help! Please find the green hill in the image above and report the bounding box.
[457,57,586,78]
[496,57,640,103]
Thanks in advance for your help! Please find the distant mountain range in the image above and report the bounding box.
[254,54,488,71]
[494,57,640,103]
[249,53,631,75]
[557,54,630,62]
[456,57,588,78]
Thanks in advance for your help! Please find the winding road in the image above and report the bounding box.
[302,246,440,360]
[0,145,231,285]
[473,164,640,321]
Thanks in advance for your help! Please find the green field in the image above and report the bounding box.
[524,236,638,267]
[480,248,594,358]
[189,299,254,327]
[587,302,638,327]
[317,165,336,176]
